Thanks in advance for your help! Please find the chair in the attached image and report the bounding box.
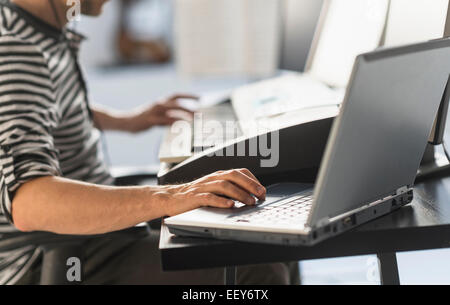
[0,169,158,285]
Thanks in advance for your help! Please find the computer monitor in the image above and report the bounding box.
[383,0,450,181]
[280,0,324,72]
[305,0,390,88]
[384,0,449,47]
[431,0,450,145]
[383,0,450,144]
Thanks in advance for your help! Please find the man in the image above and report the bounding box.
[0,0,298,284]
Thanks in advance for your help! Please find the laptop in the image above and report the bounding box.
[159,0,390,163]
[165,37,450,246]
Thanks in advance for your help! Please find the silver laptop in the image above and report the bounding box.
[165,38,450,246]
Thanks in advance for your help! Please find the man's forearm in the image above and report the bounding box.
[12,176,169,235]
[91,105,134,132]
[11,169,267,235]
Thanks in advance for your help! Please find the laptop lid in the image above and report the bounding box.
[308,38,450,226]
[305,0,390,88]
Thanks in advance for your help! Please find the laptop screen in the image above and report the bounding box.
[307,0,389,88]
[309,38,450,225]
[384,0,449,47]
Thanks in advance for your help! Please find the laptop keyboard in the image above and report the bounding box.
[228,191,314,225]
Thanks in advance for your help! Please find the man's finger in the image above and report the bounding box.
[202,180,256,205]
[169,94,200,101]
[197,193,234,209]
[237,168,262,185]
[163,104,196,114]
[220,170,266,200]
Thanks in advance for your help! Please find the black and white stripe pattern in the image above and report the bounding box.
[0,1,113,284]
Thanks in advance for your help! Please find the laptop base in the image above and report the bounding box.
[167,190,413,246]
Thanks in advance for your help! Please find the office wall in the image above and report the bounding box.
[174,0,281,77]
[78,0,323,72]
[77,1,121,68]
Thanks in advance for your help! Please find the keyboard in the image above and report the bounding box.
[228,191,314,226]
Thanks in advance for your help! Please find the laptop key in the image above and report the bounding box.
[229,193,314,225]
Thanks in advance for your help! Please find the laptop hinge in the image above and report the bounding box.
[315,218,330,228]
[396,186,409,196]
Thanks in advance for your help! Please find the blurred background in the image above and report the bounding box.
[77,0,322,71]
[74,0,324,168]
[73,0,450,285]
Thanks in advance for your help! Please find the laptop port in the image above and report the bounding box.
[392,198,397,207]
[343,215,356,228]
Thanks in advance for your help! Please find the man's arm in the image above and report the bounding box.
[11,169,266,235]
[91,105,134,132]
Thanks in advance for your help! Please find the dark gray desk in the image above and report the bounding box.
[159,175,450,285]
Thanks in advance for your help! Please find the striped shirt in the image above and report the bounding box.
[0,0,114,284]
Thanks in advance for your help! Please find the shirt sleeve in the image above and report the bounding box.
[0,35,62,224]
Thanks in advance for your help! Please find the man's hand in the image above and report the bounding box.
[160,168,267,217]
[125,94,198,133]
[92,94,198,133]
